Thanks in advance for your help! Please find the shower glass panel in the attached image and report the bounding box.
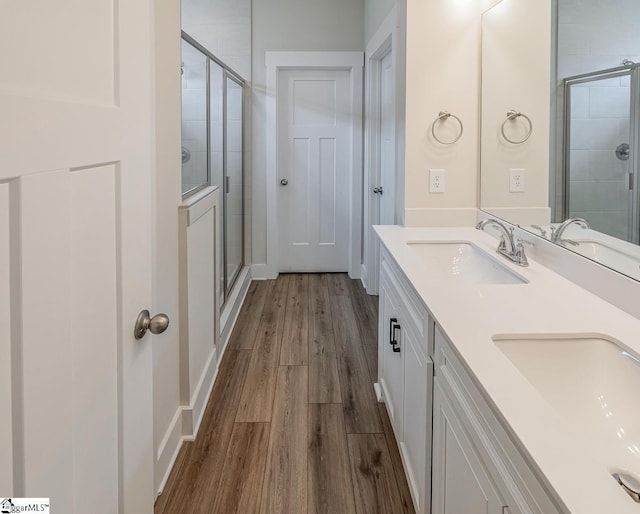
[564,68,635,242]
[181,39,209,195]
[209,62,225,304]
[224,74,244,291]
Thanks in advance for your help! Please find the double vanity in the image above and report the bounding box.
[375,224,640,513]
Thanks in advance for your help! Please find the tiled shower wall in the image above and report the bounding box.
[558,0,640,240]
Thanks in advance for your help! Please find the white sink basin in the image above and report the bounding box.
[493,334,640,480]
[406,241,528,285]
[570,240,640,281]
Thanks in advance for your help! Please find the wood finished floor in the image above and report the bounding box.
[155,273,415,514]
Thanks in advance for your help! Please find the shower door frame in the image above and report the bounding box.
[562,63,640,243]
[222,70,245,298]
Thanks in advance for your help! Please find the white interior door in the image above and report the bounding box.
[0,2,155,512]
[277,69,351,272]
[366,47,395,295]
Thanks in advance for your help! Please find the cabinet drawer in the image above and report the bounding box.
[434,327,564,514]
[380,246,429,357]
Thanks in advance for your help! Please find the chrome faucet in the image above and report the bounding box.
[550,218,589,243]
[476,218,529,266]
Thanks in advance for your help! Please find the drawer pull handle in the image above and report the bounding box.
[389,318,401,353]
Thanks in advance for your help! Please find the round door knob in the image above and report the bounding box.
[280,179,288,186]
[134,309,170,340]
[373,186,383,194]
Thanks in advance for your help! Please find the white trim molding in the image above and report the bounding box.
[265,51,364,279]
[363,6,398,295]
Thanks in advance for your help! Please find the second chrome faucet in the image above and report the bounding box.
[476,218,529,267]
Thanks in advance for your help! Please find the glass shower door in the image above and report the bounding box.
[181,39,208,195]
[224,73,244,292]
[564,67,636,242]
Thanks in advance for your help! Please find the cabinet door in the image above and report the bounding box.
[432,378,504,514]
[378,280,404,435]
[401,326,433,514]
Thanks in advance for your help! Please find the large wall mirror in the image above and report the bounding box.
[480,0,640,281]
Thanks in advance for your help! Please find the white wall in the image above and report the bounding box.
[480,0,551,223]
[252,0,365,268]
[403,0,499,226]
[365,0,397,44]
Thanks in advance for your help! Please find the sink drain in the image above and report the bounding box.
[612,471,640,503]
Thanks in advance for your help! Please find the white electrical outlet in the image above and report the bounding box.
[430,169,445,193]
[509,168,525,192]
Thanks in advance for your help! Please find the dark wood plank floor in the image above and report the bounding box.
[155,273,415,514]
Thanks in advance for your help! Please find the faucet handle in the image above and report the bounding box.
[514,238,530,267]
[497,234,507,251]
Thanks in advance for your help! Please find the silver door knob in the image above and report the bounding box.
[373,186,383,194]
[280,179,288,186]
[134,309,170,340]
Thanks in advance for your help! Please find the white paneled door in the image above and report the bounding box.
[0,2,155,513]
[277,69,351,272]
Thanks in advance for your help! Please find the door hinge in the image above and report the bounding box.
[629,172,634,190]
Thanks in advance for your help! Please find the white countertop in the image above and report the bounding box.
[375,225,640,514]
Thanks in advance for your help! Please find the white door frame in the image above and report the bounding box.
[364,7,398,295]
[265,51,364,279]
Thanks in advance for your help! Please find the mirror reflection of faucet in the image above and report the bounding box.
[550,218,590,243]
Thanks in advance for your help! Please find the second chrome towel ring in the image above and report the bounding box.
[431,111,463,145]
[501,110,533,144]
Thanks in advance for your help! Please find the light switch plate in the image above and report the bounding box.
[509,168,525,192]
[430,169,445,193]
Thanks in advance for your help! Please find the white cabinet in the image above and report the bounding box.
[378,248,432,514]
[432,327,563,514]
[377,245,563,514]
[378,275,405,434]
[432,378,504,514]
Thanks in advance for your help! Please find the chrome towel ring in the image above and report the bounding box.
[431,111,463,145]
[501,110,533,144]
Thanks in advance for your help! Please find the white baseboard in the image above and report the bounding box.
[186,348,219,437]
[250,263,269,280]
[251,263,277,280]
[404,207,478,227]
[374,382,383,402]
[155,407,186,497]
[221,267,252,350]
[360,263,368,291]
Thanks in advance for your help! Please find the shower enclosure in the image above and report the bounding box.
[181,32,245,302]
[563,62,640,243]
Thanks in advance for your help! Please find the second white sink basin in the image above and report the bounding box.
[406,241,528,285]
[493,333,640,479]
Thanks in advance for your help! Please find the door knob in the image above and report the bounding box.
[134,309,170,340]
[373,186,383,194]
[280,179,288,186]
